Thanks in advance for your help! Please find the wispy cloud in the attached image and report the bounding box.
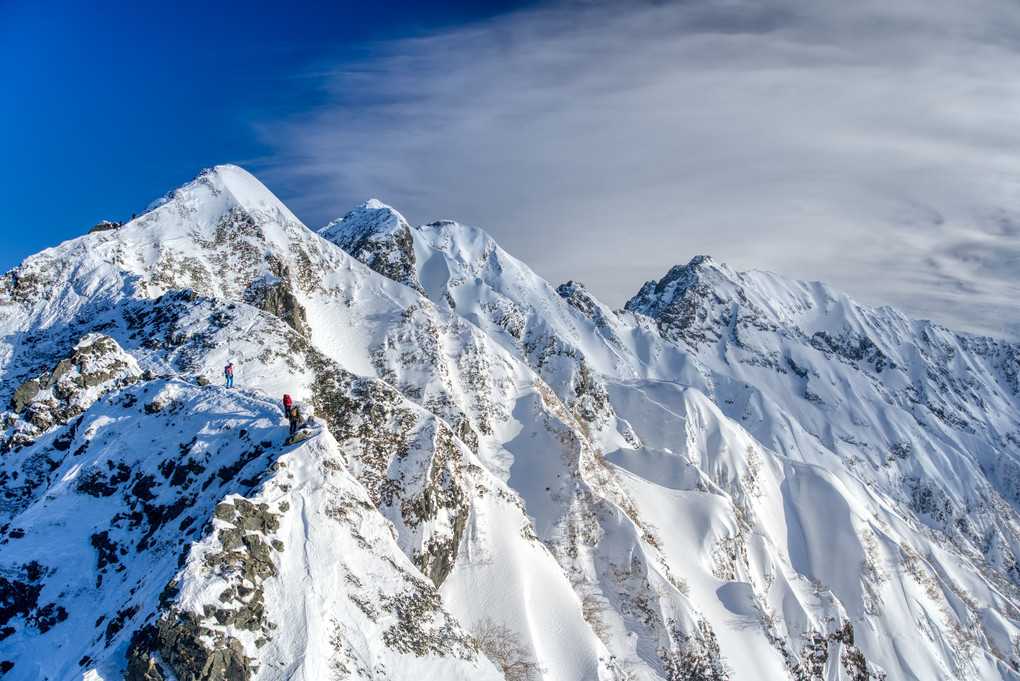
[259,0,1020,339]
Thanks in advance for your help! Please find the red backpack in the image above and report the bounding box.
[283,394,293,409]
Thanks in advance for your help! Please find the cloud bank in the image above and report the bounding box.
[260,0,1020,340]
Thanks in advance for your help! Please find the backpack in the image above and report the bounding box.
[283,394,293,409]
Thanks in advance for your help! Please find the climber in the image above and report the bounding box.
[283,395,300,435]
[224,362,234,388]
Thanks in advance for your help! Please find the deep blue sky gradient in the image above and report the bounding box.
[0,0,533,272]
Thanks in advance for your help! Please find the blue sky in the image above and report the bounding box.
[3,0,1020,339]
[0,0,532,268]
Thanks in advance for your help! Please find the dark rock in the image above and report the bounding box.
[244,261,309,337]
[214,445,266,484]
[158,579,179,608]
[231,499,279,534]
[243,534,273,566]
[213,502,235,522]
[131,475,159,502]
[218,528,244,552]
[322,204,424,294]
[35,603,68,633]
[91,531,121,570]
[9,379,40,413]
[76,463,131,497]
[126,612,252,681]
[284,429,312,446]
[0,572,41,629]
[0,562,65,635]
[24,402,55,430]
[43,359,74,390]
[144,398,168,414]
[88,221,118,234]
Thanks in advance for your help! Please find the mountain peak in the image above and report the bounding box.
[624,255,727,319]
[318,200,422,294]
[556,280,600,318]
[319,199,410,243]
[362,197,399,213]
[144,165,296,225]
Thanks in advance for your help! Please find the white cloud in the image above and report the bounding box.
[259,0,1020,339]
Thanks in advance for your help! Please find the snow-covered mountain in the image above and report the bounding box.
[2,165,1020,681]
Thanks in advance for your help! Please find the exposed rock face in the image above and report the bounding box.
[306,352,473,589]
[245,274,308,337]
[557,281,607,326]
[125,498,284,681]
[244,255,309,337]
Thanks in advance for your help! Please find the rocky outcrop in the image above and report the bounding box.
[125,498,284,681]
[125,612,252,681]
[9,379,39,414]
[88,221,119,234]
[243,256,309,337]
[3,334,141,452]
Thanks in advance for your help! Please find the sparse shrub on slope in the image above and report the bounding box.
[473,618,543,681]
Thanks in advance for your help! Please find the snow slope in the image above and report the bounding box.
[2,165,1020,680]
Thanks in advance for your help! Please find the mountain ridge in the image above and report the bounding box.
[2,165,1020,681]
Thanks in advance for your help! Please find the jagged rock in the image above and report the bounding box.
[2,335,143,456]
[42,359,73,390]
[214,499,279,534]
[218,527,244,552]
